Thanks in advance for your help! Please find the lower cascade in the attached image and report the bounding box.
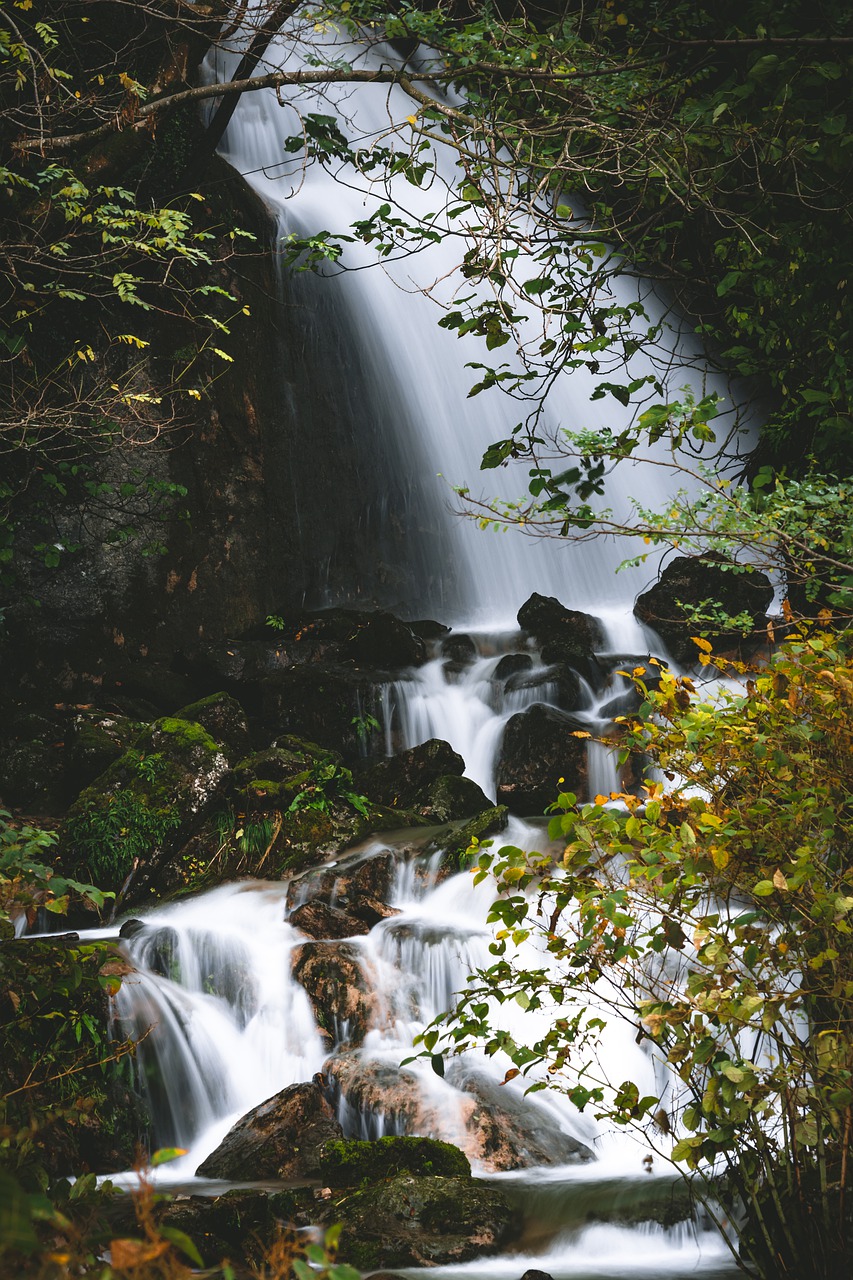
[98,624,737,1277]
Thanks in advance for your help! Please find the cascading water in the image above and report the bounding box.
[101,8,749,1275]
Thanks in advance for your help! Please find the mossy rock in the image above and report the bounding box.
[66,712,143,792]
[427,805,510,872]
[333,1173,519,1269]
[173,692,250,763]
[62,715,230,902]
[423,774,492,822]
[320,1136,471,1186]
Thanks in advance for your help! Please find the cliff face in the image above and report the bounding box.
[1,159,437,710]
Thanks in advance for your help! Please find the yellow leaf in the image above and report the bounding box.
[406,114,417,125]
[616,12,628,23]
[692,637,713,653]
[594,794,608,806]
[773,868,789,891]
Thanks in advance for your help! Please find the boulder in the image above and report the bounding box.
[494,652,533,682]
[358,738,466,810]
[324,1055,427,1133]
[287,848,398,917]
[62,715,230,901]
[65,711,142,793]
[196,1081,342,1180]
[427,806,510,875]
[159,1188,316,1269]
[319,1135,471,1186]
[517,593,605,682]
[334,1173,519,1269]
[440,633,477,664]
[505,663,583,712]
[292,941,376,1046]
[257,665,378,757]
[423,774,492,822]
[633,555,774,665]
[289,899,372,940]
[449,1068,594,1170]
[172,692,251,763]
[496,705,588,814]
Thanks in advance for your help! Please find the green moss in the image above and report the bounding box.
[156,717,220,752]
[320,1135,471,1186]
[428,805,510,868]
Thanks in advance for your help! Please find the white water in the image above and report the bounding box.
[101,10,749,1274]
[207,11,749,632]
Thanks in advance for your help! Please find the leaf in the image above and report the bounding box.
[159,1227,203,1266]
[753,880,775,897]
[150,1147,188,1167]
[772,868,789,891]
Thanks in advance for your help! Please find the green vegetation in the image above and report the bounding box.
[426,626,853,1277]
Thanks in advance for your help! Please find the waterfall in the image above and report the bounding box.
[97,11,750,1275]
[206,13,745,634]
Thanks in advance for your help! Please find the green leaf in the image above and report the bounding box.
[159,1227,204,1267]
[150,1147,188,1167]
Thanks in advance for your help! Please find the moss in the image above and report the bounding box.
[155,717,221,752]
[428,805,510,868]
[320,1136,471,1186]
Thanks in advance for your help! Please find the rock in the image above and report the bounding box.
[287,848,398,917]
[359,738,466,811]
[324,1055,426,1132]
[245,607,426,670]
[160,1188,317,1268]
[633,555,774,665]
[494,652,533,681]
[441,633,477,664]
[505,663,583,711]
[196,1081,342,1179]
[520,1272,555,1280]
[258,665,374,757]
[289,899,371,939]
[334,1173,519,1269]
[292,941,376,1046]
[66,711,142,792]
[172,692,251,763]
[62,715,231,902]
[319,1135,471,1186]
[427,806,510,874]
[517,593,605,681]
[497,705,588,814]
[409,619,451,643]
[449,1068,594,1170]
[423,774,493,822]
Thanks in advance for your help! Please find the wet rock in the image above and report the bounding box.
[62,715,231,902]
[517,593,605,682]
[449,1068,594,1170]
[289,899,371,939]
[287,848,398,917]
[324,1055,426,1132]
[423,774,492,822]
[292,941,376,1046]
[427,806,510,875]
[359,738,466,811]
[196,1081,342,1180]
[0,739,66,813]
[494,652,533,681]
[520,1272,555,1280]
[497,705,588,814]
[334,1173,519,1269]
[409,619,451,643]
[319,1135,471,1186]
[505,663,583,711]
[441,633,477,664]
[172,692,251,763]
[633,555,774,665]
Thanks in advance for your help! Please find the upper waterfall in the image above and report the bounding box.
[205,12,742,633]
